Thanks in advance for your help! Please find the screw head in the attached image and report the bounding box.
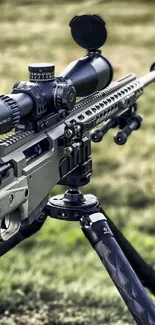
[74,125,81,134]
[40,123,45,130]
[65,128,73,138]
[64,146,73,155]
[60,111,67,118]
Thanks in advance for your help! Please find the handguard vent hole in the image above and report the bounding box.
[78,114,85,120]
[86,110,92,116]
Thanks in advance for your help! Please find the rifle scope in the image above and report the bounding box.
[0,15,113,135]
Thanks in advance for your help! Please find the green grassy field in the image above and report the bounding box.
[1,0,155,324]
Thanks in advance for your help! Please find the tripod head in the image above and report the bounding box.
[0,15,113,135]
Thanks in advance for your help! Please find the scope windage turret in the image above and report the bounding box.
[0,14,113,135]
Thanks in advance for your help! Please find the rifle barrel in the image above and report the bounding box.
[139,70,155,87]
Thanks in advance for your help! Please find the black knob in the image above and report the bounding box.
[90,129,103,142]
[90,118,118,142]
[28,63,55,83]
[114,115,143,145]
[114,131,127,145]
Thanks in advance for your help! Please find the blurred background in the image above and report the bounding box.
[1,0,155,324]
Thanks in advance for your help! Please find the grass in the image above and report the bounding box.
[1,0,155,324]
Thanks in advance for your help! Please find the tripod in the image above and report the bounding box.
[45,177,155,325]
[1,159,155,325]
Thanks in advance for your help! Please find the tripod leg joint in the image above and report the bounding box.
[81,212,114,247]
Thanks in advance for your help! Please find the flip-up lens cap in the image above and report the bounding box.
[69,14,107,50]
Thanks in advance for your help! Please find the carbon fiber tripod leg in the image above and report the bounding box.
[99,206,155,295]
[81,212,155,325]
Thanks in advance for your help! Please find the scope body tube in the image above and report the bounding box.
[81,212,155,325]
[9,93,33,117]
[0,68,155,135]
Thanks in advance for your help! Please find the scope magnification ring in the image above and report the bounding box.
[0,95,20,129]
